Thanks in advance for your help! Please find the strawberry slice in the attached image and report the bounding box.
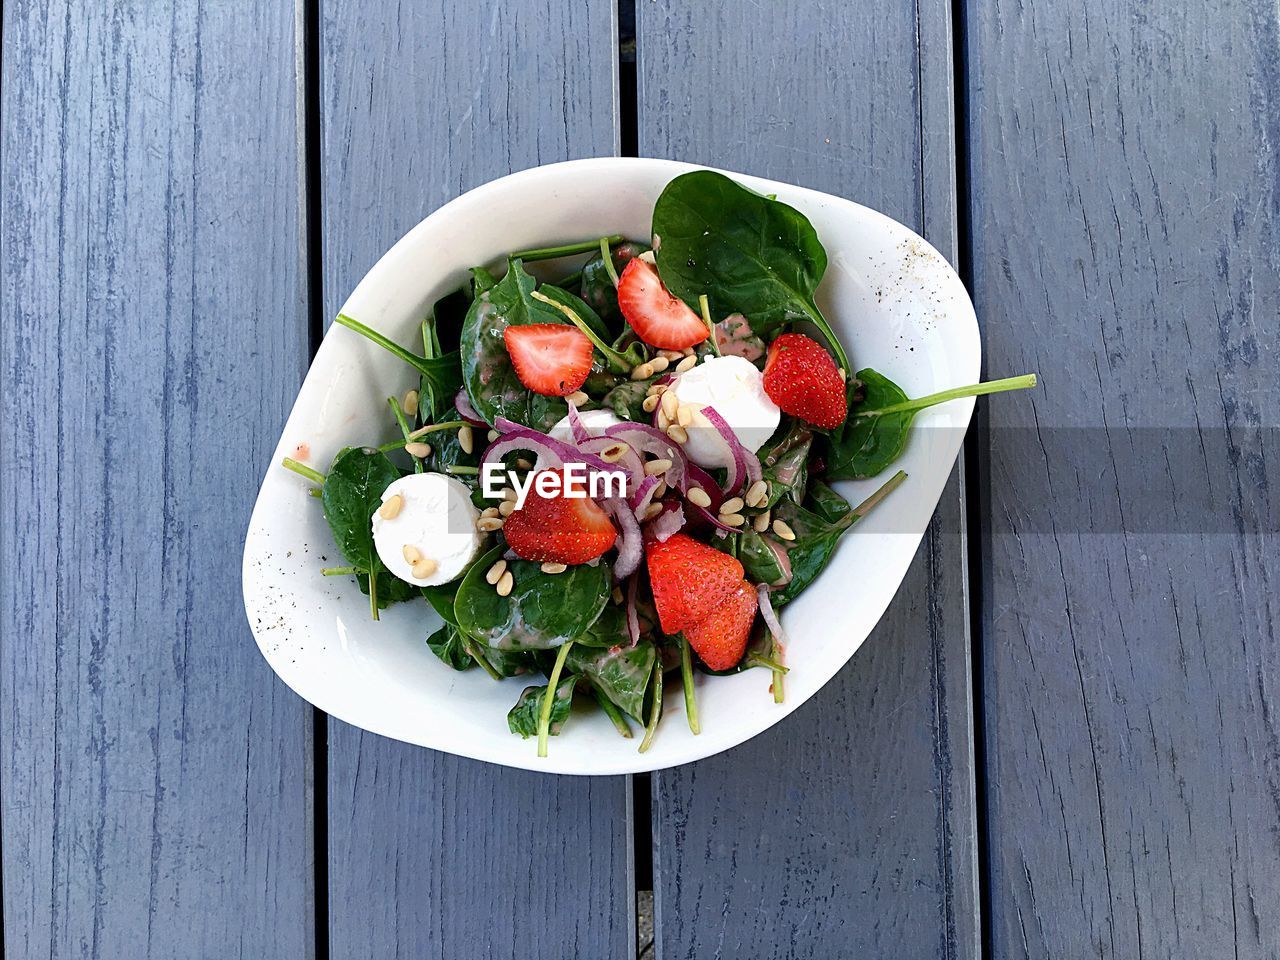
[503,324,594,397]
[645,533,744,633]
[683,580,758,671]
[762,332,848,429]
[617,257,709,350]
[503,468,617,564]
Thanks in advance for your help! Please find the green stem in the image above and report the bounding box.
[537,641,575,758]
[599,237,621,287]
[857,374,1038,418]
[593,686,633,738]
[638,660,665,754]
[308,488,322,498]
[368,556,380,621]
[335,313,427,373]
[799,301,851,375]
[321,566,358,576]
[849,469,909,521]
[555,268,584,289]
[679,634,701,734]
[464,638,503,681]
[529,289,633,373]
[387,397,422,473]
[377,419,470,452]
[282,457,326,486]
[698,295,722,357]
[769,628,785,704]
[511,234,623,262]
[446,465,479,476]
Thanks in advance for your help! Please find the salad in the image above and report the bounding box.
[282,170,1035,757]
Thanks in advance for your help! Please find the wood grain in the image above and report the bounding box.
[967,0,1280,956]
[316,2,633,957]
[0,2,314,956]
[637,2,981,957]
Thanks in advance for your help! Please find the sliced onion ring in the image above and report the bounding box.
[454,388,487,426]
[757,584,789,663]
[625,575,641,647]
[700,404,762,495]
[603,497,643,580]
[648,502,685,542]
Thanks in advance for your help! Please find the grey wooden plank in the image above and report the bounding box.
[967,0,1280,957]
[317,3,632,958]
[0,2,314,957]
[638,3,980,958]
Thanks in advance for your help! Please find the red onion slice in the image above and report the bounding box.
[756,584,788,663]
[648,502,685,542]
[625,575,641,647]
[566,401,593,445]
[576,436,645,496]
[603,497,643,580]
[454,388,487,426]
[603,422,689,490]
[630,475,661,517]
[700,405,762,495]
[481,424,614,476]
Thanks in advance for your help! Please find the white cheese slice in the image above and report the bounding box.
[372,473,483,586]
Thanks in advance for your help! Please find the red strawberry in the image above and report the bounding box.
[616,257,709,350]
[503,324,593,397]
[762,333,848,429]
[683,580,758,671]
[503,469,618,564]
[645,533,744,633]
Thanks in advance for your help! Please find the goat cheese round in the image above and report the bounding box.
[548,408,623,443]
[668,355,781,469]
[372,473,483,587]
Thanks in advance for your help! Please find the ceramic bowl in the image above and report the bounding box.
[242,157,978,775]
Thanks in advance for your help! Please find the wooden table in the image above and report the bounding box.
[2,1,1276,957]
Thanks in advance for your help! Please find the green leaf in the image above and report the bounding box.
[470,266,497,296]
[825,369,1038,479]
[426,623,475,671]
[508,675,577,739]
[757,418,813,508]
[422,405,481,476]
[454,546,611,650]
[575,603,631,648]
[535,283,613,343]
[806,480,852,524]
[472,642,538,678]
[459,260,571,430]
[356,570,417,609]
[321,447,401,572]
[602,379,651,420]
[333,313,463,403]
[651,170,848,371]
[737,529,791,589]
[567,640,657,721]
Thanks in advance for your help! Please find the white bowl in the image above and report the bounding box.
[242,158,978,775]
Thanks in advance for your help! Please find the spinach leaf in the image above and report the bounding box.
[568,641,656,721]
[454,547,611,650]
[825,370,1038,479]
[602,379,652,420]
[757,418,812,508]
[470,266,496,296]
[321,447,400,572]
[426,623,475,671]
[737,529,790,588]
[806,480,851,524]
[424,405,481,475]
[334,313,462,405]
[579,241,647,327]
[576,603,631,648]
[508,675,577,739]
[459,260,570,429]
[472,642,537,678]
[536,283,613,343]
[651,170,848,371]
[357,570,417,609]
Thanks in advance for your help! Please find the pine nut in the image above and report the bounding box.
[402,389,419,416]
[656,410,670,430]
[642,394,661,413]
[675,355,697,373]
[630,362,654,381]
[686,487,712,508]
[676,404,694,427]
[744,480,769,508]
[838,367,848,381]
[458,425,474,455]
[498,500,516,517]
[496,571,514,597]
[502,487,518,501]
[719,512,746,527]
[485,559,508,585]
[378,494,404,520]
[720,496,745,514]
[753,510,771,532]
[611,586,625,604]
[566,390,589,406]
[682,346,696,356]
[653,479,668,498]
[652,383,668,395]
[477,517,505,532]
[643,503,664,521]
[402,543,422,563]
[667,424,689,444]
[412,557,438,579]
[649,355,670,373]
[659,349,683,362]
[601,442,630,463]
[540,561,568,574]
[487,429,499,442]
[660,390,679,419]
[516,458,534,470]
[639,250,657,265]
[405,442,432,458]
[772,519,797,541]
[481,506,501,519]
[644,458,673,476]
